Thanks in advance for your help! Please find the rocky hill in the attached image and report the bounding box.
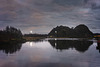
[48,24,93,38]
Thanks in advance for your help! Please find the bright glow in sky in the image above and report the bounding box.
[30,31,33,34]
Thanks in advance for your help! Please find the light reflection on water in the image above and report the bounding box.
[0,38,100,67]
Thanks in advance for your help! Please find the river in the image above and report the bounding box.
[0,38,100,67]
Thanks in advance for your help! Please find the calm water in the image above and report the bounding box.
[0,38,100,67]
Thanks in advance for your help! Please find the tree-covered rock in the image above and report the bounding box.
[48,24,93,38]
[74,24,93,38]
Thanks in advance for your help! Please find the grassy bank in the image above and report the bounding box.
[23,36,45,41]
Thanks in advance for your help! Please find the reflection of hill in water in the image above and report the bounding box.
[49,40,93,52]
[0,42,23,54]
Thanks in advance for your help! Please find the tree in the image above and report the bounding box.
[0,26,23,41]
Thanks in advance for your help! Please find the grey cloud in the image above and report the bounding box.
[53,0,84,6]
[85,0,100,9]
[0,0,100,33]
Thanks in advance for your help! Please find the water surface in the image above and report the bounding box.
[0,38,100,67]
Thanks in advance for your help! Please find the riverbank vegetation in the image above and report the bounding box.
[0,26,24,42]
[23,34,47,41]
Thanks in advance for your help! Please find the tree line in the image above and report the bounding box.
[0,26,23,42]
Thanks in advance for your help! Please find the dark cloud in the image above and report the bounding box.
[53,0,83,6]
[0,0,100,33]
[85,0,100,9]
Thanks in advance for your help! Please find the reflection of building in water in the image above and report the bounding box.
[49,40,93,52]
[0,42,23,54]
[94,33,100,53]
[96,40,100,53]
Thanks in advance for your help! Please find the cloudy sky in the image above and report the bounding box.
[0,0,100,34]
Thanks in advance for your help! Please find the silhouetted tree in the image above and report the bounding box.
[0,26,23,42]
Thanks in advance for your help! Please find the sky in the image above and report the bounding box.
[0,0,100,34]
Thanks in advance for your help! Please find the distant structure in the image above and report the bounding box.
[94,33,100,40]
[55,31,57,33]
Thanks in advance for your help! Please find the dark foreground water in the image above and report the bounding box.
[0,38,100,67]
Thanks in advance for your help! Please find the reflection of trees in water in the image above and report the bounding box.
[0,42,23,54]
[49,40,93,52]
